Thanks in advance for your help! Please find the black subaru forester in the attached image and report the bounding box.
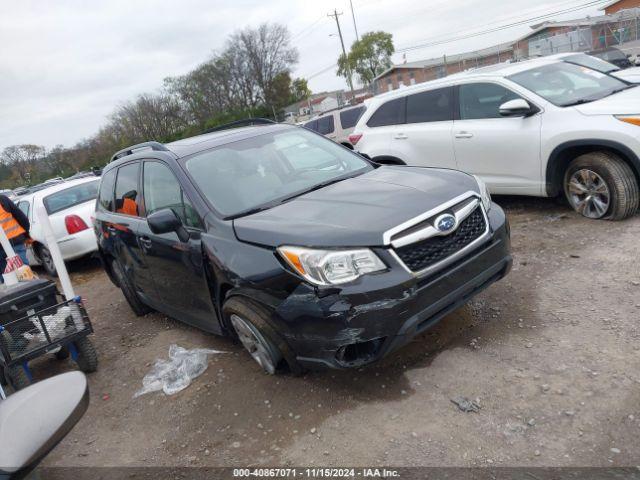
[95,122,511,373]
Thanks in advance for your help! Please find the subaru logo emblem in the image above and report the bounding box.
[435,213,457,233]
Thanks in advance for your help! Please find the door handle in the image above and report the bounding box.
[455,132,474,139]
[393,133,408,140]
[139,236,153,249]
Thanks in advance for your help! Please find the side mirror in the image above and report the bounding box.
[147,208,190,242]
[499,98,538,117]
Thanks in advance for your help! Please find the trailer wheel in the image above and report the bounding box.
[7,365,31,390]
[55,346,70,360]
[74,337,98,373]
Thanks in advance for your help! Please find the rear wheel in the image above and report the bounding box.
[223,298,283,375]
[111,260,151,316]
[36,244,58,276]
[564,152,639,220]
[74,337,98,373]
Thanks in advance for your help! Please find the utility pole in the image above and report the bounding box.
[349,0,359,41]
[328,9,355,101]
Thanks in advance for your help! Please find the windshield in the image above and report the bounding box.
[184,128,373,217]
[562,53,619,73]
[43,180,100,214]
[509,62,629,107]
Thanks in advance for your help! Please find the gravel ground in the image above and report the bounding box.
[35,196,640,468]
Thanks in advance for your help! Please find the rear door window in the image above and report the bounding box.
[406,87,454,123]
[97,169,116,212]
[114,162,141,217]
[316,115,335,135]
[43,180,100,214]
[339,106,365,129]
[367,97,406,127]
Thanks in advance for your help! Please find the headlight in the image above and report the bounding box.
[615,115,640,126]
[278,246,386,286]
[473,175,492,212]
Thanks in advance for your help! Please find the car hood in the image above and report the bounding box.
[611,67,640,84]
[233,166,479,248]
[573,86,640,115]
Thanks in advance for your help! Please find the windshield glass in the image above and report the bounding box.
[562,53,619,73]
[43,180,100,214]
[184,128,373,217]
[509,62,628,107]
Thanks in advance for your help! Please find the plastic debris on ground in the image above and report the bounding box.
[134,344,226,397]
[451,396,481,413]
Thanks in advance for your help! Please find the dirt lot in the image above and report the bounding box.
[37,197,640,467]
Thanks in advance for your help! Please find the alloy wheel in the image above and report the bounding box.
[230,314,278,374]
[567,169,611,219]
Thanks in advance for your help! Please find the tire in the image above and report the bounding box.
[222,297,285,375]
[564,152,639,220]
[36,244,58,276]
[7,365,30,390]
[111,259,151,316]
[74,337,98,373]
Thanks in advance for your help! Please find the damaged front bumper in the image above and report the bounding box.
[272,205,512,370]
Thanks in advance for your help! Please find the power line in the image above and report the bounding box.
[328,9,355,97]
[396,0,609,54]
[291,15,325,41]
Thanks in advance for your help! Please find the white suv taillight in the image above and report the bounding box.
[348,133,363,146]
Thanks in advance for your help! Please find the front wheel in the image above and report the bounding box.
[564,152,639,220]
[223,298,283,375]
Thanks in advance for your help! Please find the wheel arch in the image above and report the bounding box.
[546,140,640,197]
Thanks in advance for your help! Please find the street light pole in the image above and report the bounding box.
[328,9,355,102]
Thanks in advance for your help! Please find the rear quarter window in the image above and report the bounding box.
[339,106,365,129]
[316,115,335,135]
[366,97,406,127]
[44,180,100,215]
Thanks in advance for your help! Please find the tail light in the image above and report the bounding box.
[65,214,89,234]
[348,133,363,146]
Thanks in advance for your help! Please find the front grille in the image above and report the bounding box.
[394,206,486,273]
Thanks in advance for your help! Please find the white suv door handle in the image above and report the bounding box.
[393,133,408,140]
[455,132,474,139]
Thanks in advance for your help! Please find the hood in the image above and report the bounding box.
[611,67,640,84]
[574,86,640,115]
[233,166,479,248]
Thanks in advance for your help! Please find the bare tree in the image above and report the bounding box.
[1,144,46,183]
[231,23,299,111]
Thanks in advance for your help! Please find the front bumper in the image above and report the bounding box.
[272,204,512,370]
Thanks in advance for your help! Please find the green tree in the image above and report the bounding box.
[337,31,394,86]
[291,78,311,102]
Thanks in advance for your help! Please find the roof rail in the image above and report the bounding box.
[110,141,170,162]
[203,118,276,134]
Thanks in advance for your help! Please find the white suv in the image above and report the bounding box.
[350,57,640,220]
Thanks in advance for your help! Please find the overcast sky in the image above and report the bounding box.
[0,0,605,151]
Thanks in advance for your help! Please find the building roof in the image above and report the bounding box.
[373,41,514,81]
[599,0,626,10]
[310,96,328,105]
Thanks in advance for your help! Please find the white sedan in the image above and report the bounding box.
[13,177,100,275]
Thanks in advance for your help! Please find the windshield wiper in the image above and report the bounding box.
[562,98,597,107]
